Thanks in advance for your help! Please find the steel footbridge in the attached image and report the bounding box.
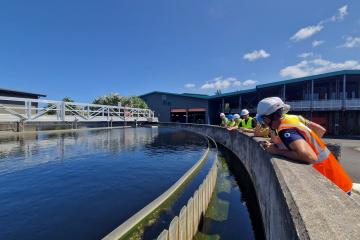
[0,96,158,123]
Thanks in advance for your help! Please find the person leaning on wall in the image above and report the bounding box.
[257,97,353,194]
[268,114,326,149]
[238,109,257,133]
[253,122,271,138]
[219,113,228,127]
[226,114,236,128]
[227,114,241,131]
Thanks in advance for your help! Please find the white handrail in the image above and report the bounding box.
[0,96,156,122]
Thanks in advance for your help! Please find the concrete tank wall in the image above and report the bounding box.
[159,123,360,240]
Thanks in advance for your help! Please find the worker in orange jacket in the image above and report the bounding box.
[257,97,352,194]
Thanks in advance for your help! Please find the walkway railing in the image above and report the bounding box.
[286,100,312,110]
[286,99,360,111]
[345,99,360,110]
[103,138,218,240]
[0,96,156,122]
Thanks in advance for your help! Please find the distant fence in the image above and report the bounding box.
[103,137,218,240]
[156,157,217,240]
[0,96,157,123]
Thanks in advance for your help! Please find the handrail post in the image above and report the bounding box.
[124,106,127,126]
[60,101,65,121]
[26,101,32,120]
[118,102,122,120]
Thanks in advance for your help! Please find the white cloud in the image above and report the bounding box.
[200,76,260,91]
[243,79,258,86]
[298,52,314,58]
[331,5,348,22]
[200,76,240,90]
[243,49,270,62]
[184,83,196,88]
[312,40,324,47]
[233,80,242,87]
[280,58,360,78]
[290,5,348,42]
[340,37,360,48]
[290,25,323,42]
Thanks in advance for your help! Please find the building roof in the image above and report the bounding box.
[181,93,210,98]
[257,70,360,89]
[205,70,360,99]
[140,70,360,100]
[208,88,256,99]
[0,88,46,97]
[139,91,209,99]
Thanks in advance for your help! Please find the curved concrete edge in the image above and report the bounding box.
[157,153,218,239]
[159,123,360,240]
[102,137,211,240]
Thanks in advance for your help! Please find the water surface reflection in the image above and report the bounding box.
[0,127,207,240]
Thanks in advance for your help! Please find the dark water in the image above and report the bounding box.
[141,141,218,240]
[196,145,265,240]
[0,127,207,240]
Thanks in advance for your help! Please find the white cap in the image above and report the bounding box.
[234,114,240,119]
[257,97,290,116]
[240,109,249,116]
[220,113,225,117]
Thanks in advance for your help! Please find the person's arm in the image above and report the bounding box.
[265,140,317,164]
[299,115,326,137]
[227,126,238,130]
[307,121,326,138]
[254,125,270,137]
[264,128,318,164]
[241,128,255,133]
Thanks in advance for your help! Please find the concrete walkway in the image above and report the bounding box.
[324,138,360,183]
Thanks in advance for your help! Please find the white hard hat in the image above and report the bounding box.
[240,109,249,116]
[220,113,225,117]
[234,114,240,119]
[257,97,290,116]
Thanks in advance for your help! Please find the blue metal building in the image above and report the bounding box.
[141,70,360,135]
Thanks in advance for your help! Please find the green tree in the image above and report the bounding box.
[62,96,74,103]
[121,96,148,109]
[93,93,123,106]
[93,93,148,109]
[215,89,222,95]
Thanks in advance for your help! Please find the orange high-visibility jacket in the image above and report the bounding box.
[278,114,353,193]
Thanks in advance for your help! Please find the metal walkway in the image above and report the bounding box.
[0,96,158,123]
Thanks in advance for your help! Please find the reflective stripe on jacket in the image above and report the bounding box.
[272,115,308,149]
[278,114,352,193]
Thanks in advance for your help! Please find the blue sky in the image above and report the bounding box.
[0,0,359,101]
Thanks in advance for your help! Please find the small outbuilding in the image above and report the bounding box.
[140,91,209,124]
